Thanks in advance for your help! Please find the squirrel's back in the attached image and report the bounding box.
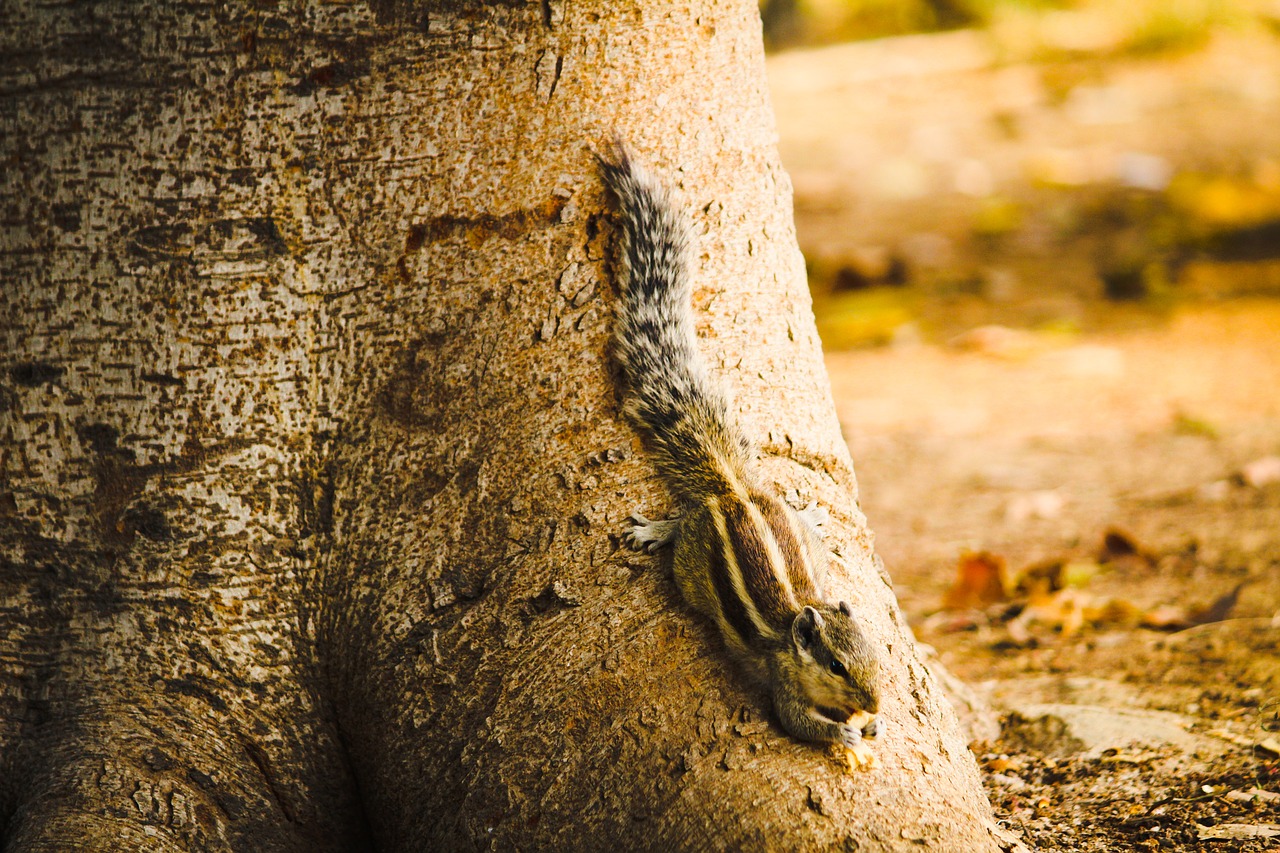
[682,490,828,657]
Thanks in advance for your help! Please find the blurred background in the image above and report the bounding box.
[765,2,1280,848]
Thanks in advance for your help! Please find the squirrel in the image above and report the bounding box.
[597,143,881,763]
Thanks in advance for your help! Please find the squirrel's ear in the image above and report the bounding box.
[792,606,821,651]
[838,600,852,617]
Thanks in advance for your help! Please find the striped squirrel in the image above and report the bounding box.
[598,144,881,762]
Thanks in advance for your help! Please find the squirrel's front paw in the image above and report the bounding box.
[623,513,678,554]
[838,721,865,749]
[836,724,880,771]
[797,501,829,532]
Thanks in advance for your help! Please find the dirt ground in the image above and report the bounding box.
[770,26,1280,852]
[828,304,1280,852]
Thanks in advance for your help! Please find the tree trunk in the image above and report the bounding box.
[0,1,1012,850]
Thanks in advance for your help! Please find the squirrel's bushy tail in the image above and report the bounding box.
[597,145,752,501]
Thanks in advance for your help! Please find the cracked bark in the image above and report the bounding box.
[0,1,1012,849]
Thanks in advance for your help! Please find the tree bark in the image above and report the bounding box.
[0,1,1012,850]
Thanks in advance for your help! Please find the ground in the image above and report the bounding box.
[770,22,1280,852]
[828,305,1280,852]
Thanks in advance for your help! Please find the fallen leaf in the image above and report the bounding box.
[1225,788,1280,804]
[1005,490,1065,523]
[1101,528,1140,558]
[1012,559,1064,598]
[1098,527,1157,569]
[1062,559,1101,588]
[943,551,1008,611]
[1140,604,1192,630]
[1008,587,1088,638]
[1087,597,1146,628]
[1207,729,1259,749]
[983,754,1024,773]
[1196,823,1280,840]
[921,609,989,634]
[1240,456,1280,488]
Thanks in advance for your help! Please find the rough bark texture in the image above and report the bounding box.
[1,1,1010,850]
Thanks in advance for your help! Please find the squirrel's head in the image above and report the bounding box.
[789,602,880,724]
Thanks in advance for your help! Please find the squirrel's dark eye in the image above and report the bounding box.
[829,659,847,678]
